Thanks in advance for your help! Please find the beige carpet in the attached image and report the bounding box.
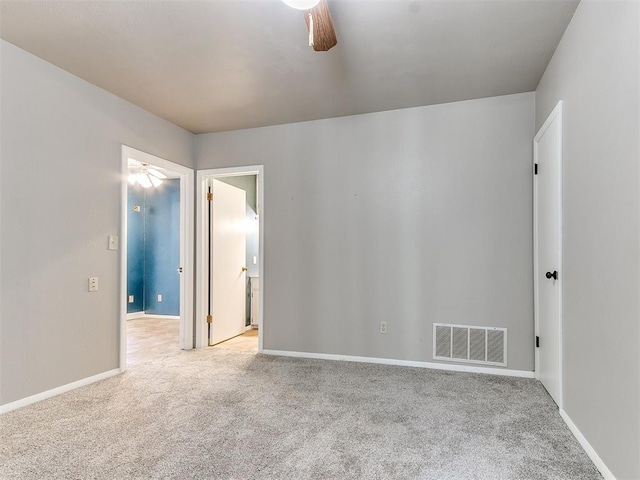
[0,348,601,479]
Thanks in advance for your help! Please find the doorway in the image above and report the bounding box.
[120,146,194,370]
[196,166,264,353]
[534,101,563,408]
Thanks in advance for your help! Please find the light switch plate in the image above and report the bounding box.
[108,235,119,251]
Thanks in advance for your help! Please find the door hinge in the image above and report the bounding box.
[207,192,213,201]
[534,163,538,175]
[207,315,213,323]
[536,336,540,348]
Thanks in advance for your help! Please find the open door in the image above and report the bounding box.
[209,179,247,345]
[534,102,563,407]
[120,145,194,371]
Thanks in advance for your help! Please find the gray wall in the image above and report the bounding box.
[218,175,258,212]
[535,1,640,478]
[196,93,535,371]
[0,41,194,406]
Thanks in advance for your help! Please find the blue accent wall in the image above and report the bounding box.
[127,179,180,316]
[144,179,180,315]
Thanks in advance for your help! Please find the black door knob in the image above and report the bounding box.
[545,271,558,280]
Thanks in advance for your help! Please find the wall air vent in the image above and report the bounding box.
[433,323,507,367]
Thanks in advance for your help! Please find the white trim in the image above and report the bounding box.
[120,146,195,373]
[196,166,265,353]
[533,130,539,380]
[0,369,121,415]
[560,409,616,480]
[120,149,129,371]
[533,101,564,408]
[126,311,146,320]
[262,350,534,378]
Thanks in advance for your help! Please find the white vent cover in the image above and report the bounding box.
[433,323,507,367]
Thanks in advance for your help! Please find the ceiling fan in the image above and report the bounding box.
[283,0,337,51]
[128,161,167,188]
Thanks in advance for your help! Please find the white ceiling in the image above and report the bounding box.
[0,0,578,134]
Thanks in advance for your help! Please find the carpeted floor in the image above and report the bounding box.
[0,348,601,479]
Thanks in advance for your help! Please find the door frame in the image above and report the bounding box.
[533,101,563,407]
[120,145,195,371]
[196,166,264,352]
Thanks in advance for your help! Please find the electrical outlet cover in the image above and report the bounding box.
[108,235,119,251]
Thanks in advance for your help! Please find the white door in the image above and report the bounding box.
[210,179,247,345]
[534,102,563,407]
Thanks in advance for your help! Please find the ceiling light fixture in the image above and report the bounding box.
[128,162,164,189]
[282,0,320,10]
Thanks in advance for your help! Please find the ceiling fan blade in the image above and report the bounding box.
[147,168,167,179]
[304,0,337,52]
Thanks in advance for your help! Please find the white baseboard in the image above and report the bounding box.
[127,313,180,320]
[560,409,616,480]
[0,368,121,415]
[262,350,534,378]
